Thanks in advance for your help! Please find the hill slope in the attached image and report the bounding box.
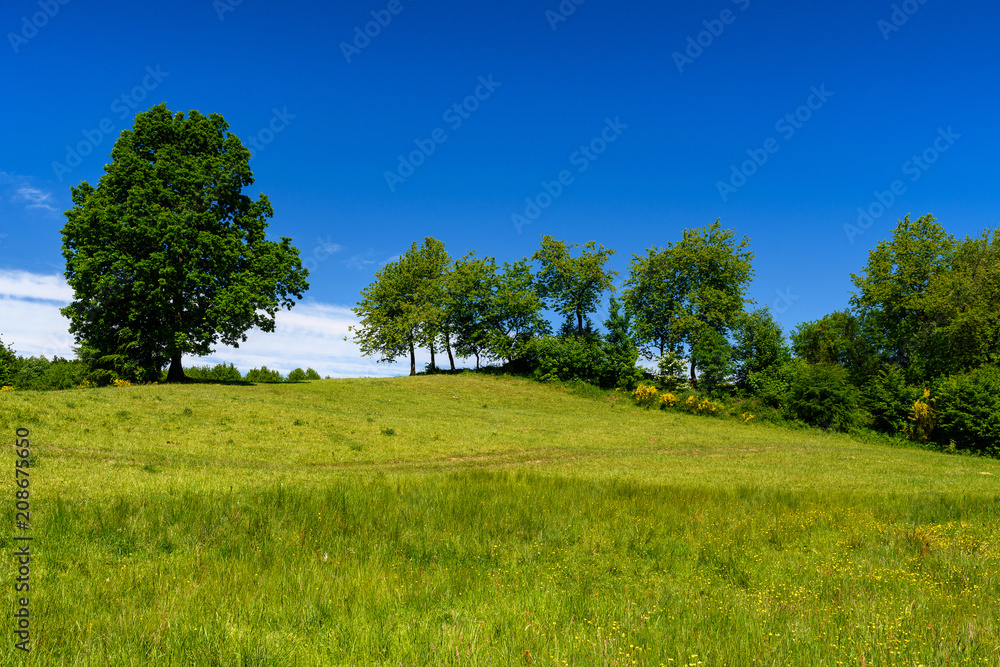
[2,374,999,665]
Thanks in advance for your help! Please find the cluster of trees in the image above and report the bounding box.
[350,219,756,389]
[352,215,1000,456]
[0,347,324,389]
[783,215,1000,453]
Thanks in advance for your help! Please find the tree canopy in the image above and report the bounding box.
[60,103,309,383]
[624,219,755,384]
[532,236,617,336]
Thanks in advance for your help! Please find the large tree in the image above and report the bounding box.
[532,236,617,337]
[350,237,451,376]
[61,104,308,383]
[350,253,422,375]
[849,214,955,381]
[621,245,681,360]
[625,220,755,385]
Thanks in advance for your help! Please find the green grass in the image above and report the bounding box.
[2,373,999,665]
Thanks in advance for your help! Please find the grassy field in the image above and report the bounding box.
[1,373,999,666]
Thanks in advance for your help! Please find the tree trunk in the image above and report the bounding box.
[166,352,186,383]
[429,344,436,372]
[475,352,480,370]
[445,334,455,371]
[689,359,697,389]
[409,340,416,376]
[577,309,584,337]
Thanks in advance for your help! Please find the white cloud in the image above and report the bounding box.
[0,270,74,302]
[0,270,431,377]
[13,187,57,212]
[0,172,58,213]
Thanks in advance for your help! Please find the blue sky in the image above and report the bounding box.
[1,0,998,375]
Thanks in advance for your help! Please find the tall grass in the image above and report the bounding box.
[2,373,999,664]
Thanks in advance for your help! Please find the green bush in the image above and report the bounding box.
[745,360,797,408]
[186,363,243,382]
[521,336,603,385]
[84,369,118,387]
[785,362,863,432]
[245,366,284,383]
[305,368,322,380]
[0,338,17,387]
[932,365,1000,456]
[287,368,307,382]
[863,365,921,435]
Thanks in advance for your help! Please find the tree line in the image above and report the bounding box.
[350,215,1000,456]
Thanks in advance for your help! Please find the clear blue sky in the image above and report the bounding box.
[1,0,998,373]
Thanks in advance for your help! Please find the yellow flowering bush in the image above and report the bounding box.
[0,386,13,392]
[741,412,755,423]
[903,388,936,443]
[631,384,659,408]
[684,395,720,416]
[112,378,133,388]
[659,392,678,408]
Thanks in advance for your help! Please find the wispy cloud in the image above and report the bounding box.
[0,270,429,377]
[13,186,57,212]
[0,172,59,214]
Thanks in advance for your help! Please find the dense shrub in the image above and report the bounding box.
[745,360,797,408]
[690,329,734,395]
[520,336,604,385]
[0,339,16,387]
[785,362,863,431]
[185,363,244,382]
[932,365,1000,456]
[287,368,307,382]
[305,368,322,380]
[864,365,922,435]
[245,366,284,383]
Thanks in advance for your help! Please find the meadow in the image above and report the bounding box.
[1,373,998,666]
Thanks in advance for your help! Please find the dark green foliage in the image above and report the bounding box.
[863,365,921,435]
[600,299,645,390]
[0,351,92,391]
[60,103,308,383]
[785,362,863,432]
[305,368,322,380]
[287,368,307,382]
[745,360,798,409]
[690,329,734,395]
[185,363,243,382]
[520,336,607,386]
[791,310,878,386]
[932,365,1000,456]
[245,367,284,383]
[84,369,118,387]
[0,337,16,387]
[733,308,791,388]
